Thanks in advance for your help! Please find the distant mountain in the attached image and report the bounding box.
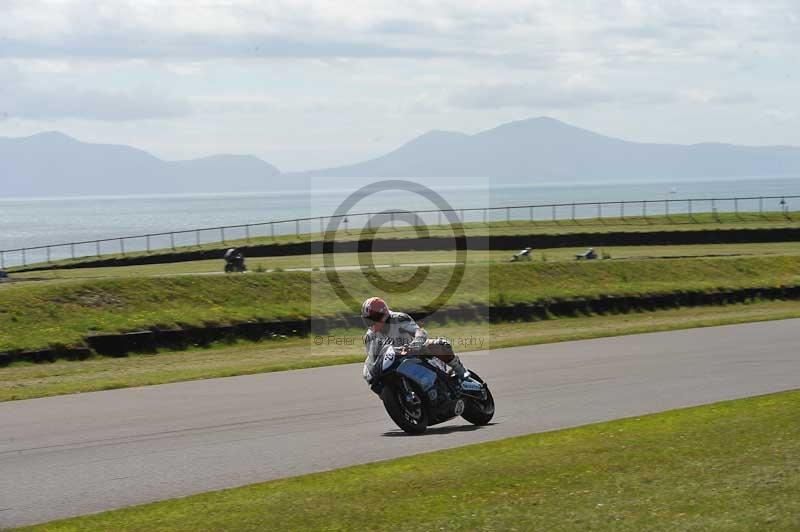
[291,117,800,182]
[0,132,281,197]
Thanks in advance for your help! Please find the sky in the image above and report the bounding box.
[1,0,798,171]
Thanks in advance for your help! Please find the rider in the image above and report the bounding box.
[361,296,468,384]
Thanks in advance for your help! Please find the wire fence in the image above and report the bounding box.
[1,194,798,269]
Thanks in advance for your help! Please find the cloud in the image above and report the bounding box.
[1,80,192,121]
[449,83,676,110]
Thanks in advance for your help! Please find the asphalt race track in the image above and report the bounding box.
[2,319,799,528]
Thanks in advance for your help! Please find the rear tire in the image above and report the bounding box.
[381,380,428,434]
[462,385,494,425]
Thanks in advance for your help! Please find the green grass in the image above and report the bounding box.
[2,301,800,402]
[2,255,800,352]
[19,389,800,531]
[11,210,799,272]
[7,242,800,283]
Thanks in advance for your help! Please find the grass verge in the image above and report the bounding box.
[10,210,799,272]
[2,255,800,352]
[7,242,800,283]
[18,389,800,531]
[2,300,799,402]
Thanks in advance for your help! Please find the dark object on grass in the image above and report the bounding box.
[575,248,598,260]
[510,247,533,262]
[224,248,247,273]
[0,270,8,280]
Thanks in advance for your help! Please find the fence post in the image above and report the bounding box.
[665,200,670,221]
[759,197,764,217]
[620,201,625,221]
[390,211,395,229]
[551,205,556,221]
[571,203,575,222]
[598,203,602,221]
[170,232,176,250]
[221,227,226,244]
[688,199,693,221]
[642,201,647,220]
[529,206,534,222]
[146,235,151,253]
[46,246,51,263]
[96,240,101,257]
[295,219,299,237]
[459,209,464,224]
[438,211,442,226]
[120,238,125,256]
[70,243,75,260]
[482,208,487,225]
[271,222,275,240]
[506,207,510,223]
[22,248,27,266]
[734,198,739,218]
[195,230,201,247]
[319,217,324,234]
[0,251,4,269]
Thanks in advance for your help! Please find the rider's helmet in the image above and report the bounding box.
[362,297,390,331]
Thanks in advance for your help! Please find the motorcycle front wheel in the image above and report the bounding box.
[381,379,428,434]
[461,384,495,426]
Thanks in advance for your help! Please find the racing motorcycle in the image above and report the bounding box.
[365,345,495,434]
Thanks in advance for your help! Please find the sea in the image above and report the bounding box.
[1,176,798,267]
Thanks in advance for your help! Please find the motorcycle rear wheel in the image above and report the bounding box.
[381,380,428,434]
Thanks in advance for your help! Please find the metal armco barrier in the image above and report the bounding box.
[1,194,797,269]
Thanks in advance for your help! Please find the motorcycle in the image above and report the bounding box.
[224,255,247,273]
[365,345,495,434]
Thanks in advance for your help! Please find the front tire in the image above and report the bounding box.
[462,385,495,425]
[381,379,428,434]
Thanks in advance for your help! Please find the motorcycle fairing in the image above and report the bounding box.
[396,358,438,392]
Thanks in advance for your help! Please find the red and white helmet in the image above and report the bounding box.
[361,297,390,329]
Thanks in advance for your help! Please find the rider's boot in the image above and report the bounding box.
[448,355,469,381]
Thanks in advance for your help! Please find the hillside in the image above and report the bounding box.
[292,117,800,181]
[0,132,282,196]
